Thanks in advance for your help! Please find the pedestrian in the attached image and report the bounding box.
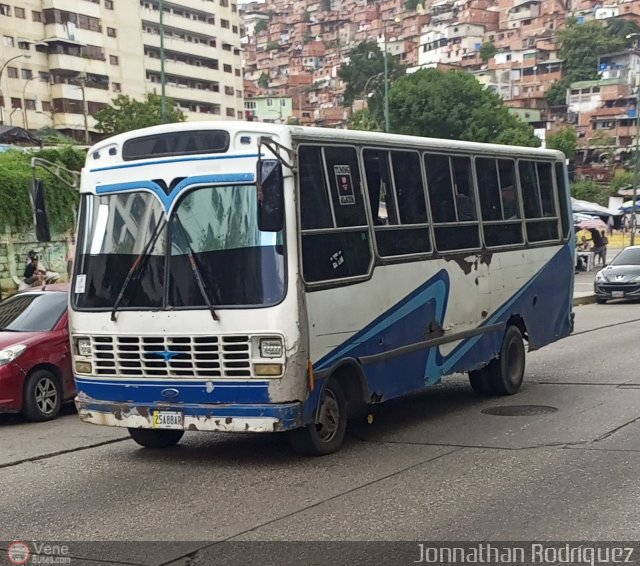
[590,229,606,266]
[607,215,614,236]
[23,253,45,287]
[65,232,76,280]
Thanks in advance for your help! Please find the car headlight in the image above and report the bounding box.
[76,337,92,357]
[260,338,283,358]
[0,344,27,366]
[595,271,607,282]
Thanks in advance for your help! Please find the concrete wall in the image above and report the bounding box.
[0,224,71,297]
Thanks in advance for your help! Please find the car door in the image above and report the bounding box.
[53,312,74,399]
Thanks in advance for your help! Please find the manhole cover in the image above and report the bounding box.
[481,405,558,416]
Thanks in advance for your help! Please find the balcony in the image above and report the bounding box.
[145,57,220,79]
[141,8,216,39]
[46,54,108,75]
[142,32,217,60]
[149,81,226,104]
[50,83,111,103]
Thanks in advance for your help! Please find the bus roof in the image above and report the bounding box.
[87,120,565,163]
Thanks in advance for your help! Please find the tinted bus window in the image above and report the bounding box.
[519,160,559,243]
[299,146,333,230]
[555,162,571,239]
[324,146,367,228]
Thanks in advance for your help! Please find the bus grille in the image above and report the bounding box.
[90,335,251,379]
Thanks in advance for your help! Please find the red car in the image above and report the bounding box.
[0,284,73,421]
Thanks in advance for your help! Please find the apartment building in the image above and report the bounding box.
[0,0,243,143]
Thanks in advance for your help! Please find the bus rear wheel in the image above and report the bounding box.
[486,325,525,395]
[468,367,493,396]
[288,379,347,456]
[128,428,184,448]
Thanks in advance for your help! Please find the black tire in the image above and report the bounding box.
[596,297,607,304]
[128,428,184,448]
[22,369,62,421]
[486,325,526,395]
[468,367,493,396]
[289,379,347,456]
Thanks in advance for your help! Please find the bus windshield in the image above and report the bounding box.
[73,185,286,310]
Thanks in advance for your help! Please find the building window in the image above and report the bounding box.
[223,63,232,73]
[3,35,13,47]
[109,55,119,65]
[236,89,242,98]
[112,82,121,92]
[232,25,238,34]
[18,41,30,50]
[245,101,256,109]
[237,110,243,119]
[107,27,116,37]
[15,7,25,18]
[39,71,50,81]
[105,0,114,8]
[11,97,21,109]
[25,99,36,110]
[226,107,235,117]
[224,86,234,95]
[32,10,42,21]
[221,19,230,29]
[212,104,221,115]
[220,0,228,6]
[21,69,32,80]
[42,101,51,112]
[0,5,10,16]
[7,66,17,78]
[234,69,240,77]
[232,3,237,12]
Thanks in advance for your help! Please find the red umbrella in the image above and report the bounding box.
[577,218,607,231]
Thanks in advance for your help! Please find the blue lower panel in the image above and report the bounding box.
[75,377,272,404]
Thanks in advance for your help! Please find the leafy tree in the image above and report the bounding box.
[258,73,270,88]
[0,148,82,231]
[546,127,578,159]
[94,93,184,136]
[571,179,611,205]
[323,0,332,10]
[479,42,497,63]
[606,18,640,44]
[349,108,380,131]
[254,19,268,34]
[386,69,540,146]
[610,169,633,193]
[405,0,420,8]
[338,41,404,107]
[545,78,570,107]
[266,40,280,50]
[558,19,625,82]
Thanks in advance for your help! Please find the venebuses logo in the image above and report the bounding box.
[7,541,30,565]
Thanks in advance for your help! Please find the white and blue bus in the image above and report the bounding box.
[67,121,574,455]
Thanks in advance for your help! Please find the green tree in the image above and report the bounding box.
[558,19,625,82]
[94,93,184,136]
[254,19,268,34]
[479,42,497,63]
[606,18,640,43]
[266,40,280,50]
[323,0,332,10]
[405,0,420,8]
[386,69,540,146]
[610,169,633,193]
[338,41,404,106]
[571,179,611,205]
[545,78,570,107]
[258,72,270,88]
[349,108,380,131]
[546,127,578,159]
[0,148,82,231]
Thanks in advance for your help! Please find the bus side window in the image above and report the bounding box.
[519,160,560,243]
[298,145,372,284]
[425,153,480,252]
[298,146,333,230]
[555,162,571,239]
[476,157,523,247]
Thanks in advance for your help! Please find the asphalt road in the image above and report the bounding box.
[2,302,640,565]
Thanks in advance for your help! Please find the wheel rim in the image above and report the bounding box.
[506,339,524,385]
[316,388,340,443]
[34,377,58,415]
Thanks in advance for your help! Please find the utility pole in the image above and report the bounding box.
[22,77,33,130]
[159,0,167,122]
[628,33,640,245]
[78,74,89,145]
[383,22,389,133]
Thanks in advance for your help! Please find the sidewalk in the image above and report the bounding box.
[573,246,621,306]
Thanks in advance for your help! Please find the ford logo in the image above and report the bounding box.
[161,388,180,399]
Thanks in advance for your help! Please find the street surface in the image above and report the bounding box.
[2,302,640,564]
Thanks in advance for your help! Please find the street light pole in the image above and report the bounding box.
[0,54,30,125]
[22,77,33,130]
[627,33,640,245]
[383,22,389,133]
[159,0,167,123]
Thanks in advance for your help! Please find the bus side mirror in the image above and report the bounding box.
[257,159,284,232]
[30,178,52,242]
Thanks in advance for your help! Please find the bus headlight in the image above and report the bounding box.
[76,338,92,357]
[260,338,283,358]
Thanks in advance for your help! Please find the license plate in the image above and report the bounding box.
[152,411,183,429]
[612,291,625,298]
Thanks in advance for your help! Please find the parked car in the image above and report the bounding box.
[0,284,73,421]
[594,246,640,304]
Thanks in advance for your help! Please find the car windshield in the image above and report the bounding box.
[0,292,67,332]
[610,248,640,266]
[73,186,286,310]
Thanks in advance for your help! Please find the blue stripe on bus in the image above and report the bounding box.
[75,378,272,404]
[95,173,255,211]
[89,152,261,172]
[315,244,573,391]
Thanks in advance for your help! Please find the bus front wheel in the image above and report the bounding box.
[486,325,526,395]
[128,428,184,448]
[289,379,347,456]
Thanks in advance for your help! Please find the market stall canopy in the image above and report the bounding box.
[0,126,41,146]
[571,198,620,217]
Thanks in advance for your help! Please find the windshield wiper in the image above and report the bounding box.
[110,217,166,322]
[174,215,219,322]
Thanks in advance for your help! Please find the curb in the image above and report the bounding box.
[572,294,596,306]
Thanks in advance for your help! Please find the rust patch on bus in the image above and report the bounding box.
[446,254,474,275]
